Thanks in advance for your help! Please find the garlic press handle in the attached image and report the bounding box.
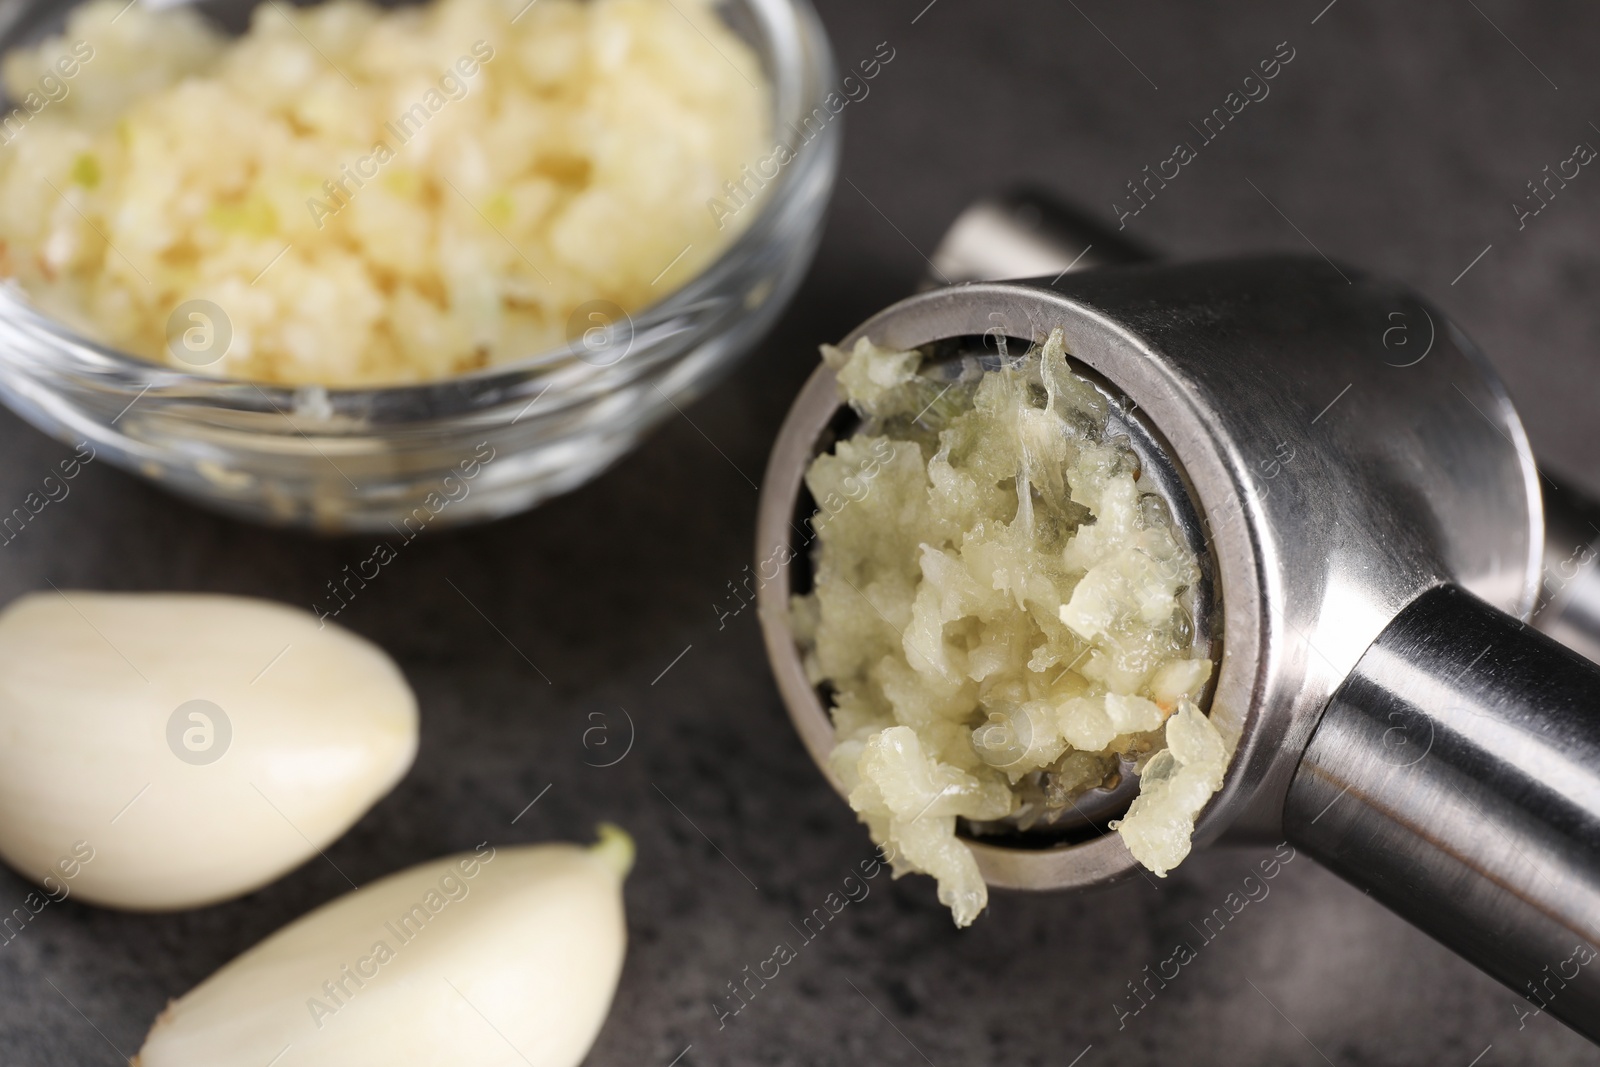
[1284,583,1600,1040]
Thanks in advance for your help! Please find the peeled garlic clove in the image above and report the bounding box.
[135,829,635,1067]
[0,592,418,910]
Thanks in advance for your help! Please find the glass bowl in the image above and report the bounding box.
[0,0,839,532]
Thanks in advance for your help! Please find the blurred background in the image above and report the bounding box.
[2,1,1598,1063]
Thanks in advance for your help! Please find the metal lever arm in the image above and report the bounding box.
[1284,583,1600,1039]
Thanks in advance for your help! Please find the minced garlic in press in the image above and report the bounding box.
[792,329,1226,926]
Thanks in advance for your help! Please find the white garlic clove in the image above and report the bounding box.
[0,591,418,910]
[134,829,635,1067]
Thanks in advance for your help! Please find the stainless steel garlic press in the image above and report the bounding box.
[756,190,1600,1040]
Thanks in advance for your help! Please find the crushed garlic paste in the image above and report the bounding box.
[792,330,1225,926]
[0,0,768,385]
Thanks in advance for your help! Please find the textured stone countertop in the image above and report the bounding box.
[2,1,1599,1064]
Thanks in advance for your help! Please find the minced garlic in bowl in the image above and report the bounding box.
[792,329,1225,926]
[0,0,770,385]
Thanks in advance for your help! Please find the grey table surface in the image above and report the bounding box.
[3,1,1600,1064]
